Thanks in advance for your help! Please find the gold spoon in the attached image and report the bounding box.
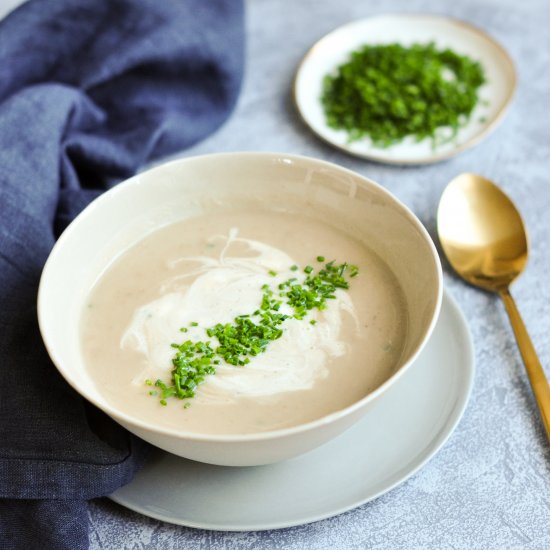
[437,173,550,441]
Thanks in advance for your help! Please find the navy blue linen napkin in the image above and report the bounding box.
[0,0,244,548]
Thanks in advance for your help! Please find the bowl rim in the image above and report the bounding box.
[38,151,443,443]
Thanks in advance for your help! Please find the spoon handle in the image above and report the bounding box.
[499,288,550,441]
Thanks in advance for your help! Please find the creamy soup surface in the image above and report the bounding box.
[80,210,408,434]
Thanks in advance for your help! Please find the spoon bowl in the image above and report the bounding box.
[438,173,528,290]
[438,172,550,442]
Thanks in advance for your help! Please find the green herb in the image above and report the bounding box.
[321,42,486,148]
[190,322,199,327]
[290,265,298,271]
[268,270,277,277]
[148,258,359,405]
[316,256,325,262]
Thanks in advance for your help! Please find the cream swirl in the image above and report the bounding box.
[121,229,357,403]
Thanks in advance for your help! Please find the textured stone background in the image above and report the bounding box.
[9,0,550,547]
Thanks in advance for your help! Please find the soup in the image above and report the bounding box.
[80,209,408,434]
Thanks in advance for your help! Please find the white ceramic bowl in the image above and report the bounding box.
[38,152,442,466]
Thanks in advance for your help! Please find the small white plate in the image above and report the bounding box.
[110,289,474,530]
[294,14,517,164]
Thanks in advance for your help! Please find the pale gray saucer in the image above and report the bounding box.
[110,289,474,531]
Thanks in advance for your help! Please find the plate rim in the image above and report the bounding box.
[292,12,517,165]
[110,288,475,531]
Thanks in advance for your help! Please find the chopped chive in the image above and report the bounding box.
[153,257,359,407]
[268,270,277,277]
[321,42,486,148]
[183,402,191,409]
[290,265,298,271]
[190,322,199,327]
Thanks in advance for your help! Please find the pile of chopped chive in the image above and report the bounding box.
[321,42,486,148]
[146,257,359,407]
